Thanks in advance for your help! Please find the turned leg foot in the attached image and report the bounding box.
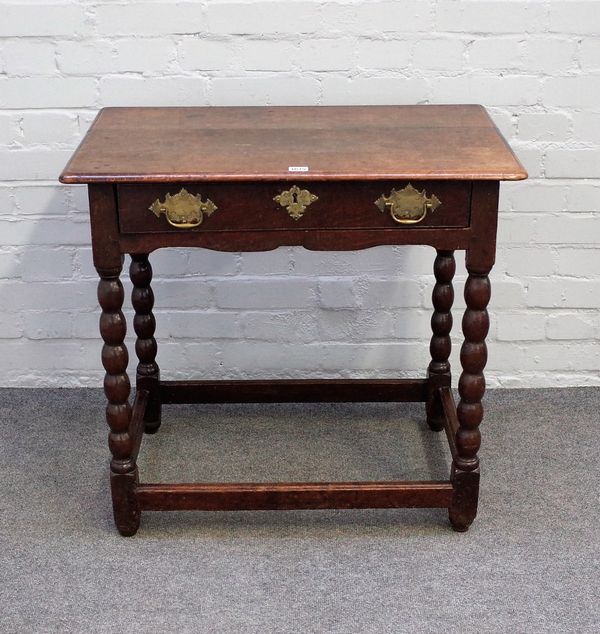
[130,254,161,434]
[448,263,491,532]
[98,265,140,536]
[426,250,455,431]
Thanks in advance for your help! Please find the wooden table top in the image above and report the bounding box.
[59,105,527,184]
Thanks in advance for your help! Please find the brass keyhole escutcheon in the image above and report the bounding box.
[149,188,217,229]
[274,185,318,220]
[375,183,441,225]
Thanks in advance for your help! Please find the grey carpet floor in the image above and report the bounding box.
[0,387,599,633]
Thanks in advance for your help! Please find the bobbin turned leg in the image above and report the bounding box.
[426,250,455,431]
[130,254,161,434]
[449,263,491,532]
[97,261,140,536]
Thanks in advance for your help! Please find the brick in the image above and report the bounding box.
[392,310,431,339]
[504,182,567,213]
[144,249,189,278]
[488,280,527,309]
[241,311,318,343]
[178,38,240,71]
[524,38,577,73]
[157,311,241,339]
[0,78,97,109]
[215,279,316,309]
[320,343,428,372]
[353,2,433,33]
[21,247,73,282]
[555,248,600,276]
[488,109,516,142]
[572,113,600,144]
[236,40,297,72]
[357,280,421,309]
[292,247,431,276]
[510,145,543,178]
[321,76,429,106]
[152,279,212,309]
[566,184,600,212]
[187,250,238,276]
[0,219,90,246]
[533,215,600,245]
[504,247,555,277]
[20,112,79,145]
[24,312,72,339]
[101,76,208,107]
[518,113,571,142]
[413,39,465,70]
[73,248,97,279]
[580,38,600,70]
[437,1,546,34]
[0,149,74,181]
[496,312,546,341]
[546,150,600,178]
[357,40,411,70]
[58,39,175,74]
[3,40,56,76]
[240,250,290,275]
[210,74,320,106]
[496,215,538,244]
[316,309,396,341]
[207,2,318,35]
[13,186,67,215]
[0,250,20,278]
[543,76,600,107]
[318,279,359,309]
[0,114,20,145]
[2,341,98,371]
[297,39,355,71]
[549,2,600,34]
[546,313,597,340]
[1,280,97,311]
[431,75,539,106]
[66,186,89,214]
[0,311,23,338]
[0,4,89,37]
[468,38,522,69]
[97,3,206,36]
[526,279,600,308]
[71,312,102,339]
[221,342,319,371]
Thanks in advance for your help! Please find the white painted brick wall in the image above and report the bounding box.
[0,0,599,388]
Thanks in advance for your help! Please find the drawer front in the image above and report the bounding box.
[117,181,471,234]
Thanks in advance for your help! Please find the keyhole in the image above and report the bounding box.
[292,191,298,204]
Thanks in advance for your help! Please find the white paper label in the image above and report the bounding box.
[288,166,309,172]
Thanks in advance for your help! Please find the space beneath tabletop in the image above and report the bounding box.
[59,105,527,184]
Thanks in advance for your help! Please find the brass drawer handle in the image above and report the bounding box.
[274,185,318,220]
[375,183,441,225]
[149,188,217,229]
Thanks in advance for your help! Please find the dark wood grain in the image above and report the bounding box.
[449,181,498,533]
[130,254,161,433]
[159,379,429,404]
[137,481,454,511]
[426,250,455,431]
[440,386,459,460]
[117,180,471,233]
[120,226,473,254]
[59,105,527,183]
[61,106,523,535]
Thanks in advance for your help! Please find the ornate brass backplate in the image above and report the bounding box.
[149,188,217,228]
[375,183,441,225]
[274,185,318,220]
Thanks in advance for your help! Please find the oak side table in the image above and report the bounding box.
[60,105,526,536]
